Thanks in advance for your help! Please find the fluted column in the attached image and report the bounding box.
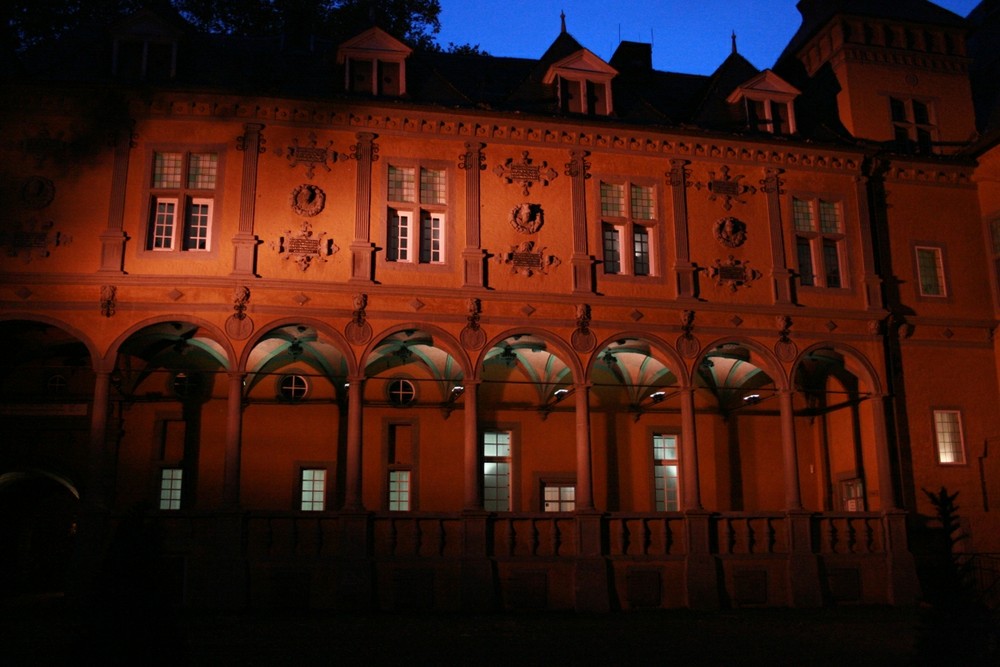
[222,372,245,507]
[566,149,594,294]
[343,376,365,510]
[460,142,487,288]
[232,123,265,276]
[99,121,133,274]
[780,389,803,510]
[762,167,793,304]
[680,387,702,510]
[668,159,697,299]
[463,381,481,510]
[350,132,378,283]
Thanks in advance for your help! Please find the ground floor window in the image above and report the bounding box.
[483,431,511,511]
[389,469,411,511]
[543,483,575,512]
[300,468,326,511]
[159,467,183,510]
[653,434,679,511]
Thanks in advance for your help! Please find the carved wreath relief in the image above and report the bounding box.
[714,216,747,248]
[508,203,544,234]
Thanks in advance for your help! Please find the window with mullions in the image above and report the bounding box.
[933,410,965,464]
[600,181,656,276]
[889,97,935,153]
[915,246,947,297]
[543,484,575,512]
[388,470,411,511]
[300,468,326,511]
[652,434,679,511]
[387,165,446,264]
[793,197,845,288]
[159,467,183,510]
[483,431,511,511]
[279,375,309,401]
[147,151,219,252]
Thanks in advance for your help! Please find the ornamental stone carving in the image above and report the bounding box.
[496,241,560,277]
[713,216,747,248]
[494,151,558,195]
[272,220,338,271]
[710,256,761,291]
[508,203,544,234]
[290,184,326,217]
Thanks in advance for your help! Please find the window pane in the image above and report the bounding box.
[159,468,183,510]
[420,168,446,204]
[797,236,815,286]
[603,224,621,274]
[654,465,679,511]
[389,470,410,511]
[153,152,182,188]
[301,468,326,511]
[388,166,415,202]
[419,212,444,263]
[792,198,814,231]
[152,199,176,249]
[184,199,211,250]
[934,411,964,464]
[600,182,625,217]
[187,153,218,189]
[653,434,677,461]
[916,247,944,296]
[630,184,654,220]
[890,97,907,122]
[823,239,842,288]
[633,227,650,276]
[913,100,930,125]
[388,209,411,261]
[818,201,841,233]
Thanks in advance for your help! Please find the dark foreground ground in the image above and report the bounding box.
[2,593,946,666]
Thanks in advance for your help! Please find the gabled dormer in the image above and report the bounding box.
[542,48,618,116]
[727,70,801,135]
[337,27,412,97]
[111,8,186,81]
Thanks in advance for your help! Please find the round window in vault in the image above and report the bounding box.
[279,374,309,401]
[387,378,416,406]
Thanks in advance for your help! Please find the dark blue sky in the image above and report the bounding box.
[435,0,981,74]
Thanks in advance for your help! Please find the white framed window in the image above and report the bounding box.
[933,410,966,464]
[147,151,219,252]
[915,246,947,297]
[600,181,656,276]
[387,164,446,264]
[543,483,575,512]
[159,467,183,510]
[652,434,680,511]
[557,75,611,116]
[483,431,511,512]
[388,470,411,511]
[890,97,935,153]
[300,468,327,511]
[793,197,845,288]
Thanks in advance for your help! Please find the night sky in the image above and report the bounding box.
[434,0,982,74]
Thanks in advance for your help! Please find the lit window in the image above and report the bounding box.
[792,197,845,288]
[915,246,946,297]
[159,468,183,510]
[300,468,326,511]
[653,434,679,511]
[889,97,935,153]
[483,431,511,512]
[600,181,656,276]
[389,470,410,511]
[279,375,309,401]
[387,165,446,264]
[147,151,219,252]
[543,484,575,512]
[933,410,965,464]
[387,378,416,406]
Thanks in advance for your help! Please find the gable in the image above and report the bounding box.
[338,27,412,63]
[726,69,800,103]
[543,49,618,83]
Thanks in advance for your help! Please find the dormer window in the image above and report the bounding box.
[543,49,617,116]
[111,10,182,81]
[337,27,412,97]
[727,70,800,135]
